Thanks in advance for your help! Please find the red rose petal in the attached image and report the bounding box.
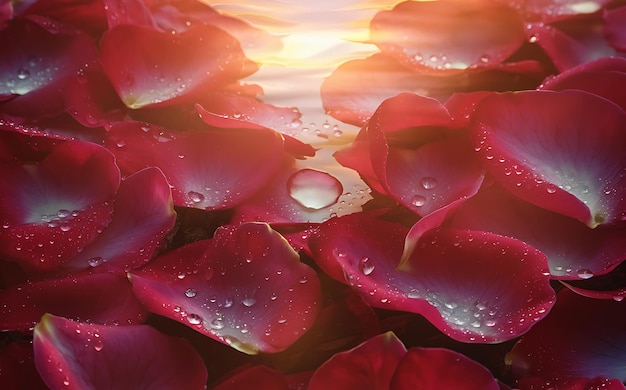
[508,288,626,381]
[212,366,291,390]
[605,6,626,52]
[33,313,207,390]
[390,347,499,390]
[450,184,626,279]
[0,17,98,117]
[0,341,47,389]
[19,0,108,35]
[102,0,156,29]
[309,214,555,343]
[100,23,255,109]
[370,0,525,74]
[105,121,284,210]
[129,222,321,354]
[517,376,626,390]
[501,0,612,22]
[58,167,176,273]
[470,90,626,228]
[0,273,147,331]
[308,332,407,390]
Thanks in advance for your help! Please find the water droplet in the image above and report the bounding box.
[17,68,30,80]
[209,319,224,330]
[420,176,437,190]
[93,340,104,352]
[299,276,308,284]
[241,297,256,307]
[484,319,496,327]
[576,269,594,279]
[187,313,202,325]
[57,209,71,218]
[185,288,197,298]
[223,298,234,308]
[407,289,420,299]
[187,191,204,203]
[358,257,375,275]
[410,195,426,207]
[613,295,624,302]
[546,186,557,194]
[60,224,71,232]
[88,257,103,268]
[288,169,343,210]
[444,301,458,310]
[277,318,287,324]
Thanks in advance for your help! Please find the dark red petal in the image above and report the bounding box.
[0,17,99,117]
[370,0,525,74]
[20,0,108,35]
[105,121,284,210]
[0,273,146,331]
[212,366,290,390]
[390,347,499,390]
[33,313,207,390]
[102,0,156,29]
[196,94,302,135]
[449,184,626,279]
[0,112,106,144]
[309,214,555,343]
[471,90,626,227]
[540,57,626,111]
[605,6,626,52]
[308,332,407,390]
[129,222,321,354]
[517,376,626,390]
[0,341,47,389]
[508,288,626,381]
[58,167,176,273]
[561,282,626,302]
[100,24,254,109]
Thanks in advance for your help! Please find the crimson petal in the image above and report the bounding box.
[309,214,555,343]
[370,0,525,74]
[508,288,626,381]
[470,90,626,228]
[100,23,254,109]
[0,341,47,389]
[605,6,626,52]
[0,273,146,331]
[129,222,321,354]
[390,347,499,390]
[105,121,284,210]
[33,313,207,390]
[517,376,626,390]
[308,332,407,390]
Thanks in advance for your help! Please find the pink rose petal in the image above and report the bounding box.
[370,0,525,74]
[390,347,499,390]
[308,332,407,390]
[500,0,612,22]
[105,121,284,210]
[470,90,626,227]
[0,273,147,331]
[33,313,207,390]
[129,222,321,354]
[508,288,626,381]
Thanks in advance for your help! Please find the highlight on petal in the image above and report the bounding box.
[0,273,147,331]
[308,213,555,343]
[33,313,207,390]
[129,222,321,354]
[58,167,176,273]
[507,288,626,382]
[449,183,626,279]
[470,90,626,228]
[370,0,525,73]
[100,23,254,109]
[500,0,612,22]
[308,332,407,390]
[105,121,284,211]
[390,347,500,390]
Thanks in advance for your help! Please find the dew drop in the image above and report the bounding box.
[420,176,437,190]
[59,224,71,232]
[288,169,343,210]
[241,297,256,307]
[299,276,308,284]
[410,195,426,207]
[185,288,197,298]
[88,257,103,268]
[484,319,496,327]
[576,269,594,279]
[210,319,224,330]
[479,54,490,63]
[223,298,234,308]
[358,257,375,276]
[57,209,71,218]
[613,295,624,302]
[407,289,420,299]
[187,191,205,203]
[546,186,557,194]
[17,68,30,80]
[187,313,202,325]
[93,340,104,352]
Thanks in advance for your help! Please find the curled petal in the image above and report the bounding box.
[129,222,321,354]
[470,90,626,227]
[508,288,626,381]
[370,0,525,74]
[33,313,207,390]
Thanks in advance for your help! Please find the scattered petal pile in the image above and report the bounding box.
[1,0,625,388]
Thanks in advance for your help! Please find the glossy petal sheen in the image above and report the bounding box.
[105,121,284,210]
[129,222,321,354]
[309,214,555,343]
[0,273,146,331]
[470,90,626,228]
[33,313,207,390]
[308,332,407,390]
[391,347,499,390]
[100,24,253,109]
[508,288,626,381]
[370,0,525,73]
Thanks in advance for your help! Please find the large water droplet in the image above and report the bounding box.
[420,177,437,190]
[358,257,375,275]
[88,257,103,268]
[187,191,205,203]
[185,288,197,298]
[287,169,343,210]
[187,313,202,325]
[17,68,30,80]
[576,269,594,279]
[241,297,256,307]
[410,195,426,207]
[209,319,224,330]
